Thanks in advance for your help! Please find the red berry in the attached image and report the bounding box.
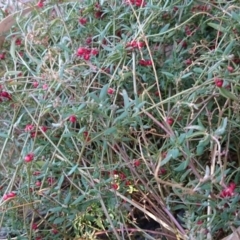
[166,117,174,125]
[185,59,192,65]
[118,172,126,181]
[133,159,141,167]
[158,167,167,175]
[3,194,8,200]
[68,115,77,123]
[51,228,58,234]
[0,91,12,100]
[24,153,34,163]
[83,54,90,60]
[111,183,119,190]
[47,177,55,186]
[32,81,39,88]
[35,181,42,187]
[32,223,38,230]
[15,38,21,46]
[40,126,48,132]
[86,37,92,45]
[79,17,87,25]
[33,171,41,176]
[6,192,17,199]
[227,66,234,73]
[25,124,34,132]
[94,11,103,19]
[77,47,85,56]
[0,53,5,60]
[107,88,115,95]
[214,78,223,88]
[125,180,131,186]
[91,48,99,56]
[37,1,44,7]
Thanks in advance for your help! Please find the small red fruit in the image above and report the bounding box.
[32,81,39,88]
[227,66,234,73]
[51,228,58,234]
[40,126,48,132]
[47,177,55,186]
[37,1,44,8]
[107,88,115,95]
[111,183,119,190]
[0,53,5,60]
[24,153,34,163]
[15,38,22,46]
[185,59,192,65]
[77,47,85,56]
[133,159,141,167]
[68,115,77,123]
[79,17,87,25]
[91,48,99,56]
[214,78,223,88]
[32,223,38,230]
[0,91,12,100]
[35,181,42,187]
[83,54,90,60]
[3,192,17,200]
[7,192,16,198]
[166,117,174,126]
[25,124,34,132]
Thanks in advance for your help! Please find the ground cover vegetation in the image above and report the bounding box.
[0,0,240,239]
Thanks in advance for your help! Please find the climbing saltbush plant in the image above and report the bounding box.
[0,0,240,239]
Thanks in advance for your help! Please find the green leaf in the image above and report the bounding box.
[99,84,109,100]
[160,148,179,166]
[53,217,65,224]
[64,192,72,205]
[224,40,235,55]
[181,72,193,79]
[113,111,128,124]
[104,127,117,135]
[162,71,174,78]
[67,164,78,176]
[122,89,130,109]
[160,23,170,33]
[174,159,189,172]
[219,88,238,101]
[196,134,210,156]
[215,117,228,136]
[185,125,205,131]
[49,207,63,213]
[71,195,85,205]
[193,67,203,73]
[186,131,206,139]
[207,22,227,33]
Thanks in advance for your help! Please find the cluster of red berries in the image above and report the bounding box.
[125,0,146,7]
[126,40,145,50]
[220,182,236,198]
[77,47,99,60]
[0,91,12,102]
[111,170,132,190]
[3,192,17,201]
[192,5,210,12]
[24,124,48,138]
[139,59,152,66]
